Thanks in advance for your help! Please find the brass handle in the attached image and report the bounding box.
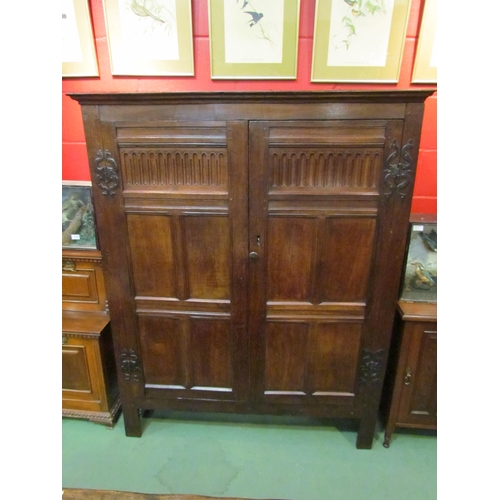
[62,336,68,345]
[404,367,411,385]
[249,252,259,261]
[62,260,76,272]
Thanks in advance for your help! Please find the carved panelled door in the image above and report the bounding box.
[247,120,404,412]
[103,120,251,407]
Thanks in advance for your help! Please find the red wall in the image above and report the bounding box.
[62,0,437,214]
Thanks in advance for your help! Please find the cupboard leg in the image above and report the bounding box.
[356,416,377,449]
[122,403,142,437]
[383,431,392,448]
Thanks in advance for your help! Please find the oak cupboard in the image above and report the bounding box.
[70,91,433,448]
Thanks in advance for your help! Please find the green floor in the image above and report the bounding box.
[62,411,436,499]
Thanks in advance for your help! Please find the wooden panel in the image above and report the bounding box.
[408,328,437,417]
[190,318,233,390]
[264,322,309,393]
[121,148,228,192]
[138,316,187,388]
[270,148,381,192]
[184,216,231,300]
[267,217,316,302]
[62,273,96,300]
[127,215,176,298]
[62,345,91,392]
[307,323,362,394]
[319,218,376,302]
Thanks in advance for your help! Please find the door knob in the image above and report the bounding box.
[249,252,259,260]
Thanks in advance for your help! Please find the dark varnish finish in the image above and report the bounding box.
[70,91,433,448]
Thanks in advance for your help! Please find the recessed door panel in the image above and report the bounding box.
[319,218,376,302]
[267,217,316,302]
[307,323,362,394]
[128,214,176,298]
[184,216,231,300]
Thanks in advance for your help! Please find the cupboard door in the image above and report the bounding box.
[100,121,249,402]
[397,322,437,426]
[248,121,403,408]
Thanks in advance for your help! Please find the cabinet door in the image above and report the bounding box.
[397,322,437,426]
[97,121,250,402]
[62,335,106,411]
[248,120,404,409]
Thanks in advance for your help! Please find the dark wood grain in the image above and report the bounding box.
[71,91,431,448]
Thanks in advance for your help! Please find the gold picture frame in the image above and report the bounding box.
[103,0,194,76]
[311,0,411,83]
[412,0,437,84]
[208,0,300,80]
[62,0,99,77]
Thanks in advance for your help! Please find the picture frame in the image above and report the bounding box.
[62,0,99,77]
[103,0,194,76]
[311,0,411,83]
[62,181,98,250]
[412,0,437,84]
[208,0,301,80]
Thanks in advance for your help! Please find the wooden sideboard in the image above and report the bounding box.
[382,301,437,447]
[70,90,433,448]
[62,249,120,426]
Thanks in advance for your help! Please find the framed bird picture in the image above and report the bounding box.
[62,181,98,250]
[311,0,411,82]
[62,0,99,77]
[102,0,194,76]
[412,0,437,83]
[208,0,301,79]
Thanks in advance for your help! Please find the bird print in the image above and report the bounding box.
[244,11,264,27]
[130,0,165,23]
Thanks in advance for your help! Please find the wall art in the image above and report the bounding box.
[103,0,194,76]
[412,0,437,83]
[62,0,99,77]
[311,0,411,82]
[208,0,300,79]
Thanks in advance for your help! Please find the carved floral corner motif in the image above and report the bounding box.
[94,149,119,196]
[383,139,414,199]
[359,348,385,385]
[120,348,141,382]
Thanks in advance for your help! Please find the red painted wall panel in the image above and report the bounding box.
[62,0,437,214]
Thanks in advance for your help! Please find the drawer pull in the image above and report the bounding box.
[63,260,76,272]
[62,336,68,345]
[404,367,411,385]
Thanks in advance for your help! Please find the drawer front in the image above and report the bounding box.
[62,258,107,312]
[62,335,106,412]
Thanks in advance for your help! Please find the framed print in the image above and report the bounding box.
[103,0,194,76]
[62,0,99,77]
[311,0,411,82]
[62,181,98,250]
[208,0,300,79]
[412,0,437,83]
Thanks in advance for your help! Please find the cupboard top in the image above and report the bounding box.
[68,90,434,107]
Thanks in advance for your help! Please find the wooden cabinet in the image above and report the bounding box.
[70,91,432,448]
[383,301,437,447]
[62,250,120,426]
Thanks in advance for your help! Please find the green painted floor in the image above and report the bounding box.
[62,411,437,499]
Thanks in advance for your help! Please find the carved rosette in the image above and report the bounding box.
[383,139,414,199]
[120,348,141,382]
[358,348,385,385]
[94,149,119,196]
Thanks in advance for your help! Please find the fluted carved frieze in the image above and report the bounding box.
[120,148,227,190]
[270,149,381,190]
